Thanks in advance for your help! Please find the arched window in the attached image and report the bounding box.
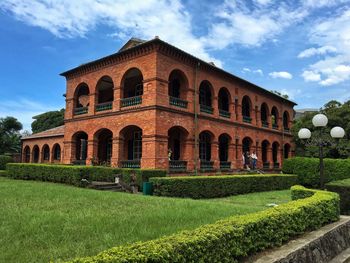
[42,144,50,162]
[261,140,270,169]
[199,81,213,114]
[95,129,113,165]
[242,137,252,153]
[199,131,212,161]
[168,126,189,172]
[32,145,39,163]
[261,103,269,127]
[96,76,114,111]
[120,125,142,168]
[72,132,88,163]
[272,142,279,168]
[23,146,30,163]
[271,107,279,129]
[121,68,143,98]
[218,88,231,118]
[74,83,90,115]
[53,144,61,161]
[283,111,290,131]
[242,96,252,123]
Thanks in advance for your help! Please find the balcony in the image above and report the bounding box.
[200,160,214,171]
[74,107,88,115]
[272,124,279,130]
[96,102,112,112]
[121,160,141,169]
[262,121,269,128]
[219,110,231,118]
[243,115,252,123]
[200,104,214,114]
[169,160,187,172]
[121,96,142,108]
[169,96,188,108]
[263,162,270,169]
[220,161,231,171]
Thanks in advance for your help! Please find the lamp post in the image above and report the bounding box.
[298,113,345,188]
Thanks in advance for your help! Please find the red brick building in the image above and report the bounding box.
[22,37,296,172]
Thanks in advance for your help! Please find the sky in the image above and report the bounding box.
[0,0,350,131]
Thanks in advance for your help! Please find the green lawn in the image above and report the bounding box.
[0,177,291,263]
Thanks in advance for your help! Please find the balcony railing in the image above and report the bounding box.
[121,160,141,169]
[200,160,214,171]
[169,160,187,172]
[169,96,188,108]
[273,162,280,169]
[263,162,270,169]
[243,115,252,123]
[200,104,214,114]
[74,107,88,115]
[272,124,279,130]
[121,96,142,108]
[262,121,269,128]
[220,161,231,171]
[72,160,86,165]
[284,127,290,133]
[219,110,231,118]
[96,102,112,112]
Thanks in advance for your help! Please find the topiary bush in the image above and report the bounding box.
[282,157,350,188]
[5,163,166,188]
[326,178,350,215]
[150,174,298,199]
[68,186,339,263]
[0,155,13,170]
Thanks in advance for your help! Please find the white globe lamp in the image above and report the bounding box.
[330,126,345,139]
[298,128,311,139]
[312,114,328,127]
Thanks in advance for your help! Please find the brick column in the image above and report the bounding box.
[88,93,96,115]
[236,103,242,122]
[213,96,218,116]
[183,138,195,171]
[111,137,122,167]
[141,135,168,169]
[113,86,121,111]
[267,147,273,169]
[256,107,261,127]
[63,141,74,164]
[86,139,97,166]
[211,141,220,170]
[228,142,235,169]
[236,139,243,169]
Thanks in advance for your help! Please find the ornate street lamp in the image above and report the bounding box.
[298,113,345,188]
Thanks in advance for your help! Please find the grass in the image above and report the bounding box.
[0,177,290,263]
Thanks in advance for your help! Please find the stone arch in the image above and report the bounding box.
[96,76,114,106]
[74,83,90,108]
[32,145,40,163]
[121,68,143,98]
[168,69,189,100]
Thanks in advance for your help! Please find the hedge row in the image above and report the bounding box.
[68,186,339,263]
[0,155,13,170]
[0,170,7,177]
[326,178,350,215]
[5,163,166,188]
[283,157,350,188]
[150,174,298,199]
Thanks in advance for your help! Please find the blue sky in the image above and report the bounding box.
[0,0,350,131]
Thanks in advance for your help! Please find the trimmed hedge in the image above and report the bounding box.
[0,170,7,177]
[326,178,350,215]
[0,155,13,170]
[5,163,166,188]
[68,186,339,263]
[283,157,350,188]
[150,174,298,199]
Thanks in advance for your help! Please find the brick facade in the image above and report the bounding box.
[22,37,296,172]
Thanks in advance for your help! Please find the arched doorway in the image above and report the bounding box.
[42,144,50,162]
[219,133,231,170]
[72,131,88,164]
[283,111,290,131]
[261,140,270,169]
[96,76,114,111]
[23,146,30,163]
[74,83,90,115]
[242,96,252,123]
[199,81,213,114]
[284,143,291,159]
[121,68,143,107]
[32,145,39,163]
[271,107,279,129]
[261,103,269,127]
[242,137,252,153]
[168,126,189,172]
[199,131,213,171]
[272,142,280,168]
[120,125,142,168]
[52,144,61,161]
[218,88,231,118]
[95,129,113,165]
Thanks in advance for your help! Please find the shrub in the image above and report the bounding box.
[0,170,7,177]
[326,178,350,215]
[68,186,339,263]
[0,155,13,170]
[282,157,350,188]
[5,163,166,188]
[150,174,297,199]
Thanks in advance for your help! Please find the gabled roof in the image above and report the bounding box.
[60,37,297,106]
[22,125,65,140]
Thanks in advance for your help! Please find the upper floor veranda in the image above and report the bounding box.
[61,37,296,134]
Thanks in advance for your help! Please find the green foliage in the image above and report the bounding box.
[150,174,297,199]
[69,186,339,263]
[0,170,7,177]
[0,155,13,170]
[5,163,165,188]
[326,178,350,214]
[283,157,350,187]
[293,100,350,158]
[0,116,22,154]
[31,109,64,133]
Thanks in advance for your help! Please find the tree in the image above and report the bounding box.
[270,90,289,99]
[293,100,350,158]
[31,109,65,133]
[0,116,23,154]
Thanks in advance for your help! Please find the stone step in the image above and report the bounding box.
[89,181,123,191]
[329,247,350,263]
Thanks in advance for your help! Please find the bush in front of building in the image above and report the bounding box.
[0,155,13,170]
[150,174,297,199]
[326,178,350,215]
[5,163,166,188]
[282,157,350,188]
[68,186,339,263]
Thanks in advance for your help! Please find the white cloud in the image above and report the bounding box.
[242,67,263,76]
[0,98,63,131]
[298,45,337,58]
[301,70,321,82]
[269,71,293,79]
[303,0,349,8]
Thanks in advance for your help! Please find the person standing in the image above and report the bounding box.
[244,151,251,170]
[251,151,258,170]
